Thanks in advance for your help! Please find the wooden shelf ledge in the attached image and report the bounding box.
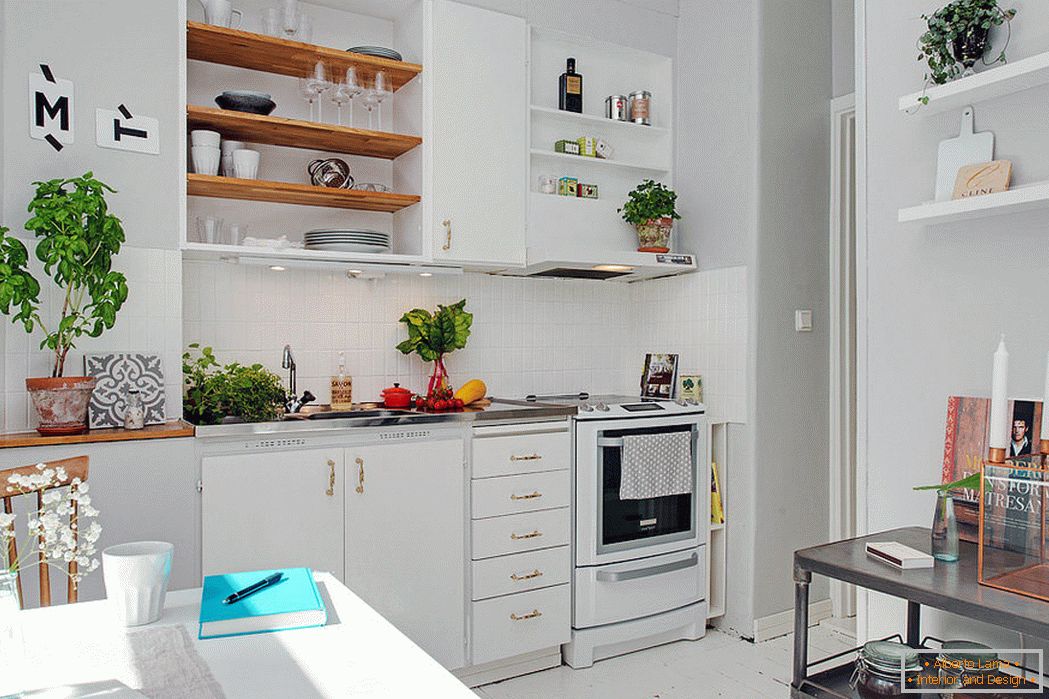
[187,106,421,159]
[187,174,421,212]
[187,21,421,91]
[0,420,195,450]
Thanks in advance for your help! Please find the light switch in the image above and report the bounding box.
[795,310,813,332]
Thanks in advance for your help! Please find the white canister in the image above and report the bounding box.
[233,149,260,180]
[102,541,174,627]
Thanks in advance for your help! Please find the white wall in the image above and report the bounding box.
[860,0,1049,645]
[832,0,855,98]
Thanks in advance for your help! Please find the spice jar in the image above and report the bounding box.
[628,90,651,125]
[124,389,145,430]
[851,641,920,699]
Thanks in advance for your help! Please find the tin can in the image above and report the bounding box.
[605,94,629,121]
[629,90,651,125]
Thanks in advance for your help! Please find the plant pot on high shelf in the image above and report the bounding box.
[25,376,97,435]
[619,180,680,254]
[0,173,129,435]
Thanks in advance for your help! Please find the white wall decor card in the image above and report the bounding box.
[28,65,74,150]
[84,352,166,428]
[96,106,160,154]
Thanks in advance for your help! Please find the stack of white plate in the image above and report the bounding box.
[347,46,403,62]
[304,229,391,253]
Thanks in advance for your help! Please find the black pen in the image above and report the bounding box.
[223,572,283,605]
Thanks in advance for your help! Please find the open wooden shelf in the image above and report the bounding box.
[187,174,420,212]
[899,50,1049,114]
[898,180,1049,225]
[187,106,421,159]
[186,21,422,91]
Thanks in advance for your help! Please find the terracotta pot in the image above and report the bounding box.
[381,383,414,409]
[635,217,673,253]
[25,376,97,436]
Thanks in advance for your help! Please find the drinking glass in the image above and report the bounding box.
[295,11,312,43]
[341,67,363,127]
[331,82,352,126]
[263,8,281,36]
[196,216,224,244]
[299,76,321,121]
[306,61,331,122]
[373,71,391,131]
[281,0,299,37]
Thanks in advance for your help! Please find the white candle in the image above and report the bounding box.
[988,334,1009,450]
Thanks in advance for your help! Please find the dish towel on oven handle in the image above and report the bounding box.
[619,431,693,500]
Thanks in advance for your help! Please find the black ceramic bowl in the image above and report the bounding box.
[215,93,277,116]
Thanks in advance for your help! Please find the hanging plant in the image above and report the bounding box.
[916,0,1016,103]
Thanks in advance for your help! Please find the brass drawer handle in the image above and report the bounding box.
[510,491,542,501]
[326,458,336,497]
[510,609,542,621]
[510,453,542,462]
[510,569,543,582]
[510,530,542,541]
[355,457,365,494]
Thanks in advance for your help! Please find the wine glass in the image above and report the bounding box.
[306,61,331,122]
[299,77,320,121]
[331,82,352,126]
[341,67,363,127]
[373,71,391,131]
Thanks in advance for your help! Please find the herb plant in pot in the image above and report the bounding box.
[396,299,472,410]
[918,0,1016,93]
[182,344,287,425]
[0,174,129,435]
[619,179,681,253]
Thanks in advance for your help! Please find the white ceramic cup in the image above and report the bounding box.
[102,541,174,627]
[191,145,221,176]
[190,129,221,148]
[220,140,244,177]
[233,148,260,180]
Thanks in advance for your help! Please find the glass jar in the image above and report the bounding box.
[0,570,25,695]
[931,491,959,562]
[851,641,921,699]
[939,640,1004,696]
[124,389,145,430]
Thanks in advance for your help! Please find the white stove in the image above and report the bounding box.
[525,392,708,668]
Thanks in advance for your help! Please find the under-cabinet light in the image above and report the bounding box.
[593,264,635,273]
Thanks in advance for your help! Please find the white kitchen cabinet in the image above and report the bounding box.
[201,449,345,579]
[344,438,466,670]
[431,0,527,268]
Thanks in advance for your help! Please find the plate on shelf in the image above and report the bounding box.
[346,46,403,61]
[305,241,391,253]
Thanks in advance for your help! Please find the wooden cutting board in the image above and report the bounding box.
[935,106,994,202]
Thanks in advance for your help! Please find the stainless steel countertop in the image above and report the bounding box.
[192,398,576,438]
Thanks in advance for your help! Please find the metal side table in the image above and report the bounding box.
[792,526,1049,697]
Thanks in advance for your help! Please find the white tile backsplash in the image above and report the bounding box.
[181,262,748,422]
[0,246,183,432]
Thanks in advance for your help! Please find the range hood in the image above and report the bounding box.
[506,248,696,281]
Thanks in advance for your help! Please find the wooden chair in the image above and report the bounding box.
[1,455,89,608]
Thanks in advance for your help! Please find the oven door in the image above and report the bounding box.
[575,414,706,567]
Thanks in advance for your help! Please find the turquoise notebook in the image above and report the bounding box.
[198,567,326,640]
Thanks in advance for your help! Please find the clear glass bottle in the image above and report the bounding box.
[124,389,145,430]
[931,491,959,562]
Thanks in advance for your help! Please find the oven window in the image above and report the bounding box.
[599,425,695,549]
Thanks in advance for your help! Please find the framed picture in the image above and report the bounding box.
[677,374,703,403]
[640,353,678,399]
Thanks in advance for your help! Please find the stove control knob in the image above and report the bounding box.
[580,403,594,412]
[595,402,610,412]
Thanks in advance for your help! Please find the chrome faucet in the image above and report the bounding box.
[282,345,315,413]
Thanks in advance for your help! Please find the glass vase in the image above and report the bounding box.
[426,356,452,401]
[931,492,959,562]
[0,570,26,696]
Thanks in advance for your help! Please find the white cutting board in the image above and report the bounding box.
[936,106,994,202]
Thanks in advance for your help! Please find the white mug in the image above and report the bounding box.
[102,541,174,627]
[199,0,242,28]
[221,140,245,177]
[190,129,221,148]
[233,149,260,180]
[191,145,221,176]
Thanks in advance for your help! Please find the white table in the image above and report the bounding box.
[10,572,475,698]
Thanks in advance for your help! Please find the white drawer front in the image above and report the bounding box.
[574,547,705,628]
[471,546,571,600]
[471,584,571,665]
[471,470,570,519]
[471,508,570,559]
[472,430,570,478]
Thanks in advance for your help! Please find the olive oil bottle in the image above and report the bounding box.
[559,57,582,113]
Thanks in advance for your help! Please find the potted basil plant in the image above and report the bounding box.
[619,179,681,253]
[0,173,128,435]
[917,0,1016,97]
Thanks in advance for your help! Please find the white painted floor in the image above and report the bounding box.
[475,625,856,699]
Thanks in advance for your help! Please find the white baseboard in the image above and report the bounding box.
[454,648,562,688]
[753,598,834,643]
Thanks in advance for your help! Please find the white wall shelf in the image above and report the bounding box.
[529,105,670,136]
[897,180,1049,225]
[530,149,669,175]
[898,51,1049,115]
[180,242,459,275]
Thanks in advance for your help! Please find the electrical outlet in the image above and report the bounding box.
[795,310,813,332]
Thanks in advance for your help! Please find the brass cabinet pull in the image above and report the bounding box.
[355,457,365,494]
[510,530,542,541]
[442,219,452,251]
[510,609,542,621]
[510,491,542,501]
[325,458,336,497]
[510,569,543,582]
[509,453,542,462]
